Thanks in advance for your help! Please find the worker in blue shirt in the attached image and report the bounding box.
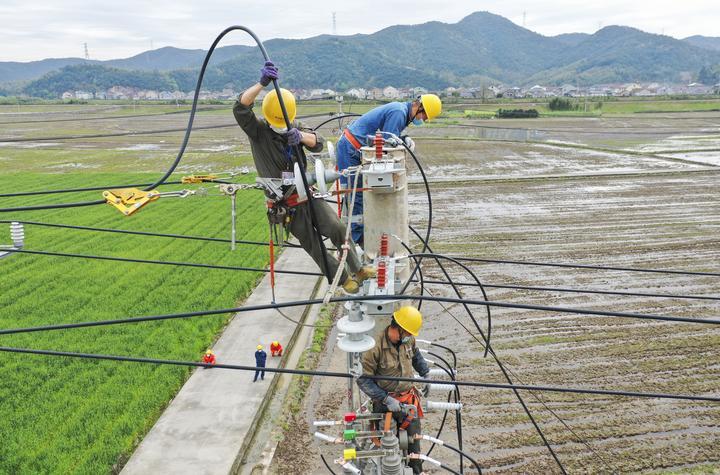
[336,94,442,246]
[253,344,267,382]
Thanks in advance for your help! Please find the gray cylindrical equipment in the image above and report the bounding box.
[361,144,409,282]
[380,432,403,475]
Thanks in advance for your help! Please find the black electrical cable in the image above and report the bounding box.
[429,350,465,474]
[429,342,458,372]
[311,113,361,131]
[406,253,492,356]
[396,237,426,310]
[1,345,717,402]
[398,138,433,289]
[0,181,183,198]
[415,279,720,302]
[440,441,483,475]
[0,123,238,144]
[320,454,338,475]
[439,464,462,475]
[404,229,565,472]
[1,220,302,249]
[452,256,720,278]
[2,293,717,340]
[0,25,270,215]
[5,248,321,277]
[425,359,457,458]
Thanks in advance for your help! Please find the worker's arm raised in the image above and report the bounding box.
[240,83,264,107]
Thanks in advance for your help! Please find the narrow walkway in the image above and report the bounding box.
[121,247,321,475]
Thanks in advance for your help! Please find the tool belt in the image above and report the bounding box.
[266,193,303,226]
[343,128,363,150]
[390,387,424,430]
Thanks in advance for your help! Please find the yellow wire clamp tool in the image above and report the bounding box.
[103,188,195,216]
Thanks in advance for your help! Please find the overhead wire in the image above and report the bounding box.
[0,220,301,248]
[0,345,717,403]
[450,255,720,277]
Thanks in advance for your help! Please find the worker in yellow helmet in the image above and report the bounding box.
[337,94,442,246]
[357,306,430,474]
[233,61,374,294]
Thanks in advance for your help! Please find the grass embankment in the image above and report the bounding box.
[0,172,269,473]
[279,304,335,427]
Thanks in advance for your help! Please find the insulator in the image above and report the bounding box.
[430,383,455,392]
[377,261,387,288]
[313,431,338,443]
[427,368,455,378]
[425,400,463,411]
[10,222,24,248]
[313,420,341,427]
[379,233,389,257]
[374,131,383,159]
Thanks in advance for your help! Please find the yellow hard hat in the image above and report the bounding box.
[272,341,279,346]
[420,94,442,121]
[262,88,296,128]
[205,349,213,354]
[257,344,263,350]
[392,306,422,336]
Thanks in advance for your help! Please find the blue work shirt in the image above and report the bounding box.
[347,102,413,146]
[255,350,267,367]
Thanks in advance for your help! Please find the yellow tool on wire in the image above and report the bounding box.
[103,188,195,216]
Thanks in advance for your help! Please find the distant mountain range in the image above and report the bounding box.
[2,12,720,98]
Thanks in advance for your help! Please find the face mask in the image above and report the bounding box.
[401,336,411,344]
[412,118,424,126]
[270,125,288,134]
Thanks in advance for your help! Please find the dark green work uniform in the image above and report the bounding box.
[233,98,361,283]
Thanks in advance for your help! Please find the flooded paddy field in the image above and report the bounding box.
[1,104,718,473]
[282,112,720,473]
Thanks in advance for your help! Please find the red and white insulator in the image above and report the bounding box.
[374,131,384,159]
[377,261,387,288]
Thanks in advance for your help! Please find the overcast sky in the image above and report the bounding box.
[1,0,718,62]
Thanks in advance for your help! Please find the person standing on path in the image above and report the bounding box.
[253,344,267,382]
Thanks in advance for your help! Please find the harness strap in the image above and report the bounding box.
[343,128,363,150]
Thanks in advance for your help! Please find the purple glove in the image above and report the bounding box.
[285,128,302,146]
[260,61,278,86]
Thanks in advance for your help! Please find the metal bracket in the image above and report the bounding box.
[103,188,194,216]
[181,174,219,184]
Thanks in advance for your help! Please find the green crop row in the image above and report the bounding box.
[0,172,271,473]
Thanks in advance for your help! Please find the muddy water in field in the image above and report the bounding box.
[281,113,720,474]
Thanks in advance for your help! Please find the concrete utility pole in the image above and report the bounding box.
[332,12,337,35]
[84,43,90,60]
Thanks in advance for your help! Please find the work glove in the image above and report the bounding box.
[403,136,416,153]
[384,395,402,412]
[285,128,302,146]
[260,60,279,86]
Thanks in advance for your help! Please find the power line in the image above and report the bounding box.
[0,294,717,341]
[0,346,717,403]
[4,249,320,277]
[416,279,720,302]
[1,220,301,249]
[5,221,713,302]
[450,255,720,277]
[0,181,184,198]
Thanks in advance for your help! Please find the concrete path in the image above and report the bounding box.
[121,247,322,475]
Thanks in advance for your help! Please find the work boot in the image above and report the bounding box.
[342,276,359,294]
[356,266,376,282]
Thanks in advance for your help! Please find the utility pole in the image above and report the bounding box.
[522,11,526,28]
[332,12,337,35]
[84,43,90,60]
